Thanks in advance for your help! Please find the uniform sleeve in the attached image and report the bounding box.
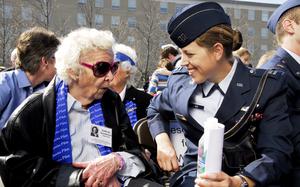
[242,75,293,186]
[147,77,174,139]
[0,75,12,114]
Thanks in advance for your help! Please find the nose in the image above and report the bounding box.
[104,70,114,82]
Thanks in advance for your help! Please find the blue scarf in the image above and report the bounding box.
[52,80,112,163]
[124,100,138,127]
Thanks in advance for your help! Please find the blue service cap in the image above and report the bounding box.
[267,0,300,34]
[167,2,231,48]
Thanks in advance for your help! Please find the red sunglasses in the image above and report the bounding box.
[80,61,118,78]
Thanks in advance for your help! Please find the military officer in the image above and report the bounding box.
[147,2,293,187]
[260,0,300,186]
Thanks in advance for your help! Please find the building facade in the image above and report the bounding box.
[0,0,279,73]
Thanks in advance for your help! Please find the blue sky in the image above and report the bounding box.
[238,0,285,4]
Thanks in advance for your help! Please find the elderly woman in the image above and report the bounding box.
[148,2,292,187]
[110,44,152,127]
[0,28,158,187]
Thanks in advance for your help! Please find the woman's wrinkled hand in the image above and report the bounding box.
[73,153,122,187]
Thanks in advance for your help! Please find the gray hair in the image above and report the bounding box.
[10,48,18,66]
[55,27,115,83]
[113,43,138,85]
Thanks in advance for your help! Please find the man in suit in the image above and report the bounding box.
[148,2,293,187]
[110,43,152,127]
[260,0,300,186]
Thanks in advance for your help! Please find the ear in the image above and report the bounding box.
[212,43,224,61]
[282,18,295,34]
[39,57,48,70]
[67,68,79,82]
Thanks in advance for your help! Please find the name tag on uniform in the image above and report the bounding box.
[89,124,112,148]
[189,103,204,110]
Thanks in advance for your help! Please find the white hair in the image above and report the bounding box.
[10,48,18,66]
[55,27,115,83]
[161,44,178,50]
[113,43,138,83]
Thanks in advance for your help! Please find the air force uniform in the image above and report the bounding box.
[147,2,293,187]
[261,1,300,186]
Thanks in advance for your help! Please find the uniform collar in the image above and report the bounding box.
[15,69,32,89]
[282,47,300,65]
[202,59,238,96]
[215,59,251,124]
[277,47,300,79]
[202,82,214,97]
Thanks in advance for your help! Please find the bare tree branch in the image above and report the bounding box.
[0,0,24,66]
[79,0,95,27]
[25,0,54,29]
[135,0,166,86]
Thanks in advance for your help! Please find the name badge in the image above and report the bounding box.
[89,124,112,148]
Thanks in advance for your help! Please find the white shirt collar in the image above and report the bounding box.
[202,59,238,96]
[67,93,87,112]
[282,47,300,65]
[202,82,214,97]
[119,85,127,101]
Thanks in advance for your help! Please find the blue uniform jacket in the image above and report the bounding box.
[261,47,300,187]
[147,60,293,186]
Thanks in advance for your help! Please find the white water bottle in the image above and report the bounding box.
[197,117,224,176]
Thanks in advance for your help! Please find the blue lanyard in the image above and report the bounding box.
[52,80,112,163]
[124,100,138,127]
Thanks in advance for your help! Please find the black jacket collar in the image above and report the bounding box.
[276,47,300,80]
[215,59,251,124]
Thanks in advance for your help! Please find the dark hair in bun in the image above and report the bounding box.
[195,24,243,58]
[232,29,243,51]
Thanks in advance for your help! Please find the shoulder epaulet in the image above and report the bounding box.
[172,66,188,75]
[268,69,285,77]
[275,63,286,70]
[249,67,285,80]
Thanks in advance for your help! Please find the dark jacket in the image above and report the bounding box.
[0,78,150,187]
[148,60,293,186]
[261,47,300,187]
[124,85,152,121]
